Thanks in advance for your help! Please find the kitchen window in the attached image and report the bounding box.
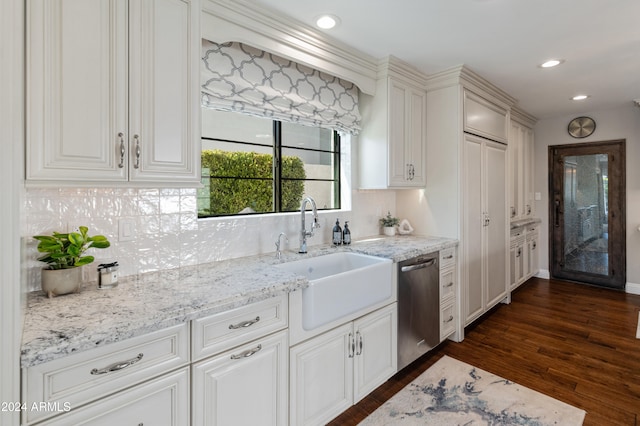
[198,109,341,218]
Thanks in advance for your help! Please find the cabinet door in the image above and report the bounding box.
[353,303,397,402]
[508,122,522,219]
[463,135,484,324]
[529,237,539,277]
[388,80,409,186]
[523,127,535,217]
[41,368,189,426]
[27,0,128,182]
[290,323,353,426]
[407,89,427,186]
[129,0,200,183]
[192,330,288,426]
[485,141,508,308]
[388,80,426,188]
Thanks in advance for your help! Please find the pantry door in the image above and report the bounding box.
[549,140,626,289]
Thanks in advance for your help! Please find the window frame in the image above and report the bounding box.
[199,119,341,218]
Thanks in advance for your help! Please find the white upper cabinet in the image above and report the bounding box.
[509,108,537,220]
[359,56,427,189]
[463,89,509,144]
[27,0,201,186]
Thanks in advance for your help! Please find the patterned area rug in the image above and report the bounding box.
[360,356,586,425]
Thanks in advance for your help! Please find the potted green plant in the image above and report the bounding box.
[34,226,111,298]
[379,211,400,236]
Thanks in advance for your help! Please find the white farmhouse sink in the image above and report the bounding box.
[277,252,393,330]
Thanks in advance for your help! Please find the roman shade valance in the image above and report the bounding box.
[201,39,362,135]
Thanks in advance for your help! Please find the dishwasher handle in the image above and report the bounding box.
[401,258,436,273]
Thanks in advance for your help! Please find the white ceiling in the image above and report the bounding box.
[252,0,640,120]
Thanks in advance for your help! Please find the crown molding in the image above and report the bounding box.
[377,55,428,86]
[425,64,517,110]
[202,0,378,95]
[511,105,538,127]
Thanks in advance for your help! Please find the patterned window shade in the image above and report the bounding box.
[201,40,361,135]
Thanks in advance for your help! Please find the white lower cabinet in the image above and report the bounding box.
[192,330,288,426]
[289,303,397,426]
[38,367,189,426]
[22,323,190,425]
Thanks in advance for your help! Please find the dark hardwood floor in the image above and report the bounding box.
[329,277,640,426]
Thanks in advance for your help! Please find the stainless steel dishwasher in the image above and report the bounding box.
[397,253,440,370]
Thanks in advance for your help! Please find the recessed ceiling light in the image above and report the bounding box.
[572,94,590,101]
[540,59,564,68]
[315,14,340,29]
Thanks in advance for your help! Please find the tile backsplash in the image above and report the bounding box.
[23,187,395,293]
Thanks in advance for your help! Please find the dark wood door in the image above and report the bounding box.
[549,140,626,289]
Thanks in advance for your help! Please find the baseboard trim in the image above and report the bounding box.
[535,269,550,279]
[626,282,640,295]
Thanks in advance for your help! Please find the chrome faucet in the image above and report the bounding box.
[275,232,288,259]
[299,196,320,253]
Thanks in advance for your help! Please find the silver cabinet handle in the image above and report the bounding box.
[133,134,141,169]
[526,205,532,215]
[356,331,363,356]
[443,254,453,260]
[444,315,454,323]
[532,241,537,250]
[117,132,125,168]
[444,282,454,288]
[230,344,262,360]
[516,248,522,257]
[348,332,354,358]
[90,353,143,375]
[229,316,260,329]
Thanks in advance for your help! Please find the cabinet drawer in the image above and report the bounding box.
[440,267,456,303]
[440,302,456,341]
[23,323,189,424]
[39,367,189,425]
[192,295,288,361]
[439,248,456,269]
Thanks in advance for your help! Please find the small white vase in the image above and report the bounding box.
[41,267,83,298]
[383,226,396,236]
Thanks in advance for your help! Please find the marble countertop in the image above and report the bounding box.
[21,235,457,368]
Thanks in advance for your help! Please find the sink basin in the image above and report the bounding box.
[276,252,393,330]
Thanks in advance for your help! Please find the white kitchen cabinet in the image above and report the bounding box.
[38,367,190,426]
[526,223,539,278]
[439,248,458,341]
[509,226,526,290]
[509,108,537,220]
[464,134,508,324]
[290,303,397,426]
[22,323,190,425]
[424,66,519,337]
[192,330,288,426]
[359,56,426,189]
[27,0,201,186]
[463,89,509,143]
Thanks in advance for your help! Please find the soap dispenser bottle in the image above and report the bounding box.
[332,219,343,246]
[343,221,351,245]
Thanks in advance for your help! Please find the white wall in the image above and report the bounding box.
[533,104,640,289]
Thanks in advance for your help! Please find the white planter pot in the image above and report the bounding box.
[41,267,83,298]
[383,226,396,236]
